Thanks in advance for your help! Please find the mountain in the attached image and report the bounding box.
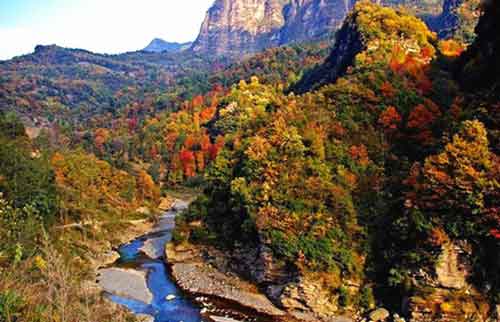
[171,2,499,321]
[191,0,477,56]
[143,38,192,53]
[0,44,229,123]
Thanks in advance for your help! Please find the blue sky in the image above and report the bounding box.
[0,0,214,60]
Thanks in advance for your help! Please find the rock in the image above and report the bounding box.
[158,197,175,211]
[277,278,338,319]
[97,268,153,303]
[143,38,192,53]
[136,206,151,215]
[435,242,470,290]
[97,250,120,267]
[136,314,154,322]
[140,235,170,259]
[393,313,405,322]
[165,294,176,301]
[368,308,390,321]
[210,316,243,322]
[170,261,285,316]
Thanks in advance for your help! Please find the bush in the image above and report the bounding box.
[0,290,24,322]
[359,286,375,310]
[338,286,350,307]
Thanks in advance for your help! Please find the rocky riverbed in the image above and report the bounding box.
[96,199,282,322]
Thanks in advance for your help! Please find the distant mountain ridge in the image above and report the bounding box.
[143,38,192,53]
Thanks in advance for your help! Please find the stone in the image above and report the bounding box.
[140,235,170,259]
[435,242,470,290]
[210,316,242,322]
[368,308,390,321]
[158,197,175,211]
[97,268,153,303]
[136,206,151,215]
[136,314,154,322]
[166,294,176,301]
[393,313,405,322]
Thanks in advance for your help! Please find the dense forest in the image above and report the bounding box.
[0,0,498,322]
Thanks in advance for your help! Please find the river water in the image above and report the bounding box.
[99,200,206,322]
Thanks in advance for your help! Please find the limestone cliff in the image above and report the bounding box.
[191,0,289,55]
[191,0,473,56]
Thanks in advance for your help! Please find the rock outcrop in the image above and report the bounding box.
[191,0,451,56]
[191,0,483,56]
[191,0,288,55]
[407,241,491,322]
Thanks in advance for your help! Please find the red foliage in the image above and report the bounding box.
[200,106,216,123]
[128,117,138,134]
[179,149,196,177]
[490,229,500,239]
[407,104,437,129]
[378,106,402,131]
[209,136,225,160]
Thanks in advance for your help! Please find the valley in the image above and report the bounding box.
[0,1,498,322]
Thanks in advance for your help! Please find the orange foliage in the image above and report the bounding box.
[137,170,160,202]
[429,227,449,247]
[349,144,370,167]
[378,106,402,131]
[200,106,216,123]
[380,81,397,98]
[94,128,110,152]
[439,39,465,57]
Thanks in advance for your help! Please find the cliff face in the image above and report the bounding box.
[278,0,356,44]
[191,0,289,55]
[191,0,467,56]
[192,0,359,55]
[457,0,500,89]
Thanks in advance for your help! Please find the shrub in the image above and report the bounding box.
[0,290,24,322]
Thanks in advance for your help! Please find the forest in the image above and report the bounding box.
[0,0,498,322]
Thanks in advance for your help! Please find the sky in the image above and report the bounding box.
[0,0,214,60]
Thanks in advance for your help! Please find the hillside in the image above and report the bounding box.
[0,45,229,124]
[0,0,498,322]
[173,1,499,321]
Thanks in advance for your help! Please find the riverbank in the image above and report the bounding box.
[166,242,306,322]
[165,241,359,322]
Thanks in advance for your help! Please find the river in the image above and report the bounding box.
[97,200,206,322]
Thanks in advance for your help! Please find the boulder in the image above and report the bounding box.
[136,206,151,215]
[369,308,390,321]
[158,197,175,211]
[136,314,154,322]
[435,242,470,290]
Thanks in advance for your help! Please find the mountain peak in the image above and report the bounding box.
[143,38,192,53]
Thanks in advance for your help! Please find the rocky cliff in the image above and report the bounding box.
[191,0,479,56]
[191,0,289,55]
